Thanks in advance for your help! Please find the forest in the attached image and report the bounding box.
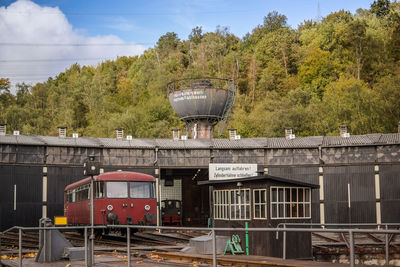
[0,0,399,138]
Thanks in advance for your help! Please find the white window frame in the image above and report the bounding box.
[213,190,230,220]
[230,189,251,220]
[270,186,311,219]
[253,189,267,219]
[213,188,251,221]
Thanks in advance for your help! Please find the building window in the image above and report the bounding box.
[253,189,267,219]
[213,189,250,220]
[213,190,230,219]
[270,187,311,219]
[230,189,250,220]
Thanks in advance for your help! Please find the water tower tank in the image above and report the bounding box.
[167,78,236,139]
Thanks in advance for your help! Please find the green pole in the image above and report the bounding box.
[245,222,249,255]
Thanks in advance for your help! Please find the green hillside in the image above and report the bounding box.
[1,0,399,138]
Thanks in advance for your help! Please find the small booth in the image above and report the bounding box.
[198,174,319,259]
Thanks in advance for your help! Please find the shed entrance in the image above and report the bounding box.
[160,168,209,226]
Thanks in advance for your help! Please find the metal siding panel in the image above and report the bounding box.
[0,165,43,229]
[380,164,400,200]
[47,166,84,219]
[381,200,400,223]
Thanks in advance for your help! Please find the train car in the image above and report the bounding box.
[161,199,182,226]
[64,171,157,226]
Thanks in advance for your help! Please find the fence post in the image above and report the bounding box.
[212,228,216,267]
[127,226,131,267]
[349,230,355,267]
[0,232,2,265]
[18,228,22,267]
[385,225,389,266]
[282,224,286,260]
[84,227,88,267]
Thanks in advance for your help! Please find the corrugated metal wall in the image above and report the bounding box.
[380,164,400,222]
[324,165,375,223]
[0,165,42,230]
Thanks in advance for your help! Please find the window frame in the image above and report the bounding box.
[253,189,267,219]
[213,188,251,221]
[270,186,311,219]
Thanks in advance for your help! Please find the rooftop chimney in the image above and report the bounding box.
[0,123,6,136]
[285,128,295,140]
[172,129,180,141]
[116,128,124,140]
[228,129,237,140]
[339,125,350,138]
[58,126,67,138]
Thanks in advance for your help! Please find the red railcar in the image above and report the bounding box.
[64,171,157,226]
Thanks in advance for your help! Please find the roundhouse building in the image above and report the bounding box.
[0,124,399,230]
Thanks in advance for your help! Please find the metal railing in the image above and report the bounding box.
[276,223,400,266]
[0,224,399,267]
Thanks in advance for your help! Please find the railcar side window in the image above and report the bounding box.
[95,181,104,198]
[106,182,128,198]
[129,182,155,198]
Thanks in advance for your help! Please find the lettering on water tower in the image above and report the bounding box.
[173,90,207,102]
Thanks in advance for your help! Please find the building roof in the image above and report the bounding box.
[197,174,319,189]
[0,133,399,149]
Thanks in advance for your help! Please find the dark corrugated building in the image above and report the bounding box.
[0,126,399,230]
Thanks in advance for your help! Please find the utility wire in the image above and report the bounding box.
[0,58,110,62]
[0,42,153,46]
[0,10,253,16]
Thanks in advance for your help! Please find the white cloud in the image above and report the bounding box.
[0,0,146,92]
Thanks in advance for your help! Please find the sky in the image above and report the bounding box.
[0,0,373,92]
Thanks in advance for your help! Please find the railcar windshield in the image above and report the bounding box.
[129,182,155,198]
[106,182,128,198]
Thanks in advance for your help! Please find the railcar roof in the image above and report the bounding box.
[1,133,400,149]
[64,171,155,191]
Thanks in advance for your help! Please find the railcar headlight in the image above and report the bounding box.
[107,204,114,211]
[144,205,150,211]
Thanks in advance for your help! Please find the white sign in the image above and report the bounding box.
[209,163,258,180]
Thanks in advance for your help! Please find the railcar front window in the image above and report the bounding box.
[106,182,128,198]
[129,182,154,198]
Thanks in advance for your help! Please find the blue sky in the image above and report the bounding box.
[0,0,373,90]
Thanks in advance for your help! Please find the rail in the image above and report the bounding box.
[0,224,399,267]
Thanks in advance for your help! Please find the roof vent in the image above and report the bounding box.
[181,135,188,140]
[58,126,67,138]
[172,129,180,141]
[13,130,20,136]
[72,133,79,138]
[285,128,295,140]
[0,123,6,135]
[126,135,133,141]
[234,135,241,140]
[116,128,124,140]
[339,125,350,138]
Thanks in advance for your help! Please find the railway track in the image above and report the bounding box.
[0,229,205,253]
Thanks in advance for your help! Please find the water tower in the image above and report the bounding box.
[167,78,236,139]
